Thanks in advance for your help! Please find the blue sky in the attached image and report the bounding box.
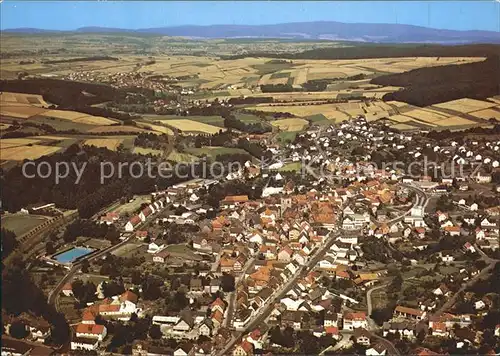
[1,1,499,32]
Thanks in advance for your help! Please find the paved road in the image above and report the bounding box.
[434,258,497,317]
[369,331,401,356]
[217,229,342,356]
[224,257,256,328]
[366,281,390,330]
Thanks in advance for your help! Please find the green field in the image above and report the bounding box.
[235,113,266,124]
[165,244,202,261]
[251,61,295,75]
[145,115,225,127]
[186,146,249,158]
[307,113,331,126]
[1,214,48,236]
[276,131,299,144]
[278,162,302,172]
[168,150,199,163]
[133,147,163,156]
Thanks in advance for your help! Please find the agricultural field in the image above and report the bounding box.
[41,110,117,125]
[1,144,62,161]
[432,98,498,113]
[0,92,48,107]
[0,135,138,164]
[167,150,199,163]
[133,147,164,156]
[148,115,225,127]
[271,118,309,131]
[469,108,500,120]
[134,121,175,135]
[252,104,352,122]
[276,131,300,144]
[84,138,124,150]
[163,119,224,134]
[1,214,49,236]
[186,146,248,158]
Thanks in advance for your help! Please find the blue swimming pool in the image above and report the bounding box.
[53,247,95,264]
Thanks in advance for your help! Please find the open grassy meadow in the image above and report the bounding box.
[271,118,309,131]
[186,146,248,158]
[1,214,49,236]
[163,119,224,134]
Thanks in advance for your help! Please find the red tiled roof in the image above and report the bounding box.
[395,306,424,317]
[223,195,249,203]
[82,310,96,322]
[120,291,138,304]
[75,323,105,335]
[130,215,141,226]
[344,312,366,321]
[325,326,339,335]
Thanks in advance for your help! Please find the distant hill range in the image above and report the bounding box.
[4,21,500,44]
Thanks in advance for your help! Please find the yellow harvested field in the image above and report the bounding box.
[73,116,117,125]
[249,103,354,121]
[271,118,309,131]
[292,68,308,86]
[390,123,417,130]
[344,108,366,117]
[164,119,223,134]
[366,111,390,121]
[1,145,61,160]
[487,97,500,105]
[404,109,448,123]
[84,138,124,150]
[88,125,148,133]
[389,115,413,123]
[133,147,163,156]
[36,135,72,141]
[436,117,477,126]
[433,98,497,113]
[386,101,409,108]
[469,108,500,120]
[41,110,116,125]
[0,104,49,119]
[135,122,174,135]
[42,110,87,120]
[1,138,41,148]
[0,92,48,107]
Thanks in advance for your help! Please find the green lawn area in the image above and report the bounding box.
[1,214,48,236]
[133,147,163,156]
[27,116,98,133]
[307,113,331,126]
[278,162,302,172]
[276,131,300,144]
[165,244,202,261]
[109,195,151,215]
[168,150,199,163]
[186,146,248,158]
[235,113,265,124]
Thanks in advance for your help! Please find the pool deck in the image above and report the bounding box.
[46,246,97,267]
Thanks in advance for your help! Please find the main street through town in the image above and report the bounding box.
[217,228,347,356]
[217,182,426,355]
